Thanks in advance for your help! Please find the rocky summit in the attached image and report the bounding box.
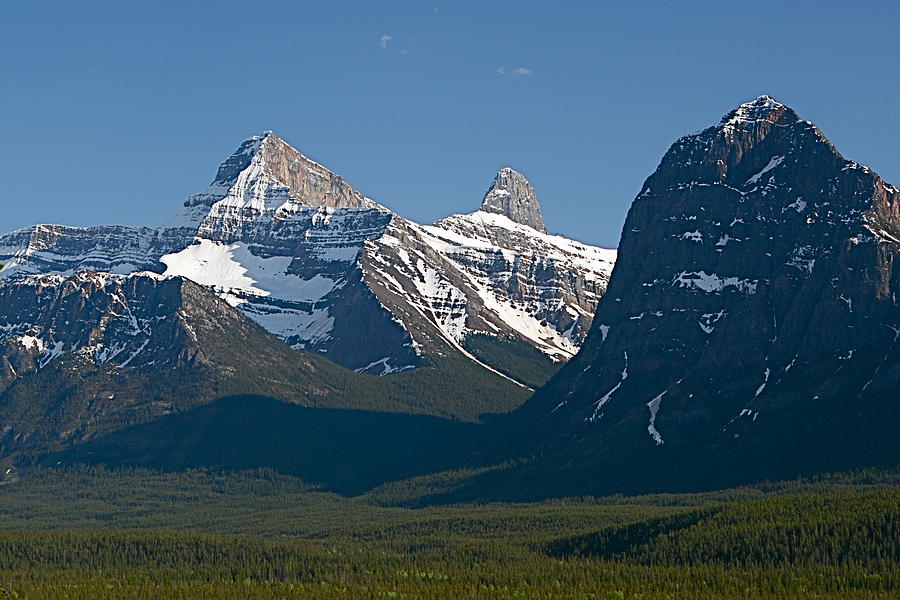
[474,95,900,499]
[0,133,615,386]
[480,167,548,233]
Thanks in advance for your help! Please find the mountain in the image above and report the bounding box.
[0,270,527,468]
[0,132,614,387]
[434,96,900,501]
[6,97,892,504]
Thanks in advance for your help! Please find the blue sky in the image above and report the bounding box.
[2,0,898,247]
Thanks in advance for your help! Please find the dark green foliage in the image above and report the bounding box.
[0,351,530,471]
[0,467,896,599]
[0,531,895,599]
[547,490,899,570]
[463,333,562,388]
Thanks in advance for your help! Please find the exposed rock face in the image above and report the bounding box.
[405,210,613,358]
[0,271,308,391]
[0,224,173,276]
[0,133,615,382]
[181,132,373,213]
[496,96,900,495]
[0,272,193,385]
[480,167,548,233]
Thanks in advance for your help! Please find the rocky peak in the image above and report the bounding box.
[504,96,900,494]
[646,95,835,192]
[720,95,790,130]
[258,132,374,209]
[458,96,900,503]
[480,167,547,233]
[185,131,375,211]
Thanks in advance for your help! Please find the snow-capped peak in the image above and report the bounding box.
[480,167,547,233]
[163,131,381,229]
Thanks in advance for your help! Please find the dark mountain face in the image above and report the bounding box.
[465,96,900,499]
[0,273,202,382]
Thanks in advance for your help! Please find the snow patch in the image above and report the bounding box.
[715,234,737,250]
[787,246,816,274]
[38,341,65,368]
[587,352,628,422]
[355,357,416,375]
[784,197,807,213]
[17,335,45,352]
[672,271,758,295]
[699,309,726,334]
[746,155,785,185]
[244,305,335,347]
[754,368,771,398]
[161,239,338,302]
[838,294,853,313]
[646,391,667,445]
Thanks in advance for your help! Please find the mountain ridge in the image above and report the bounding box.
[0,269,529,467]
[1,132,616,383]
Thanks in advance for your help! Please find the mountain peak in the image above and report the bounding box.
[718,95,799,137]
[188,132,375,211]
[480,168,547,233]
[725,94,784,119]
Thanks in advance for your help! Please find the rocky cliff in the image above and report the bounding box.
[480,167,548,233]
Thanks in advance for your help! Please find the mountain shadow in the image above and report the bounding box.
[44,395,480,496]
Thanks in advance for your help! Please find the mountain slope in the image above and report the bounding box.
[0,271,527,468]
[0,133,615,385]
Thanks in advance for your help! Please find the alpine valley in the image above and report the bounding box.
[0,95,897,505]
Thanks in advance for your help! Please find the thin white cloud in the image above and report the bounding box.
[497,66,532,77]
[379,34,393,49]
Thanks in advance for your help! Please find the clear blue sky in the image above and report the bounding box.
[2,1,898,248]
